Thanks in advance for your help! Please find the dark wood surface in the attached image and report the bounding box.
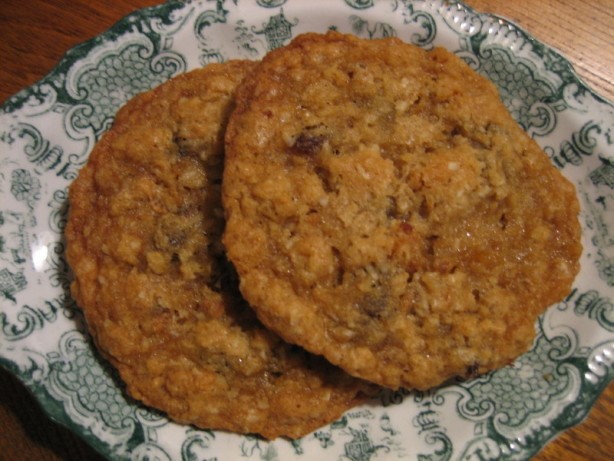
[1,1,612,460]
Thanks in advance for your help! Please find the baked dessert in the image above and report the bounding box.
[65,61,372,439]
[222,32,582,390]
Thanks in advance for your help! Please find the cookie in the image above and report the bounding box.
[65,61,372,440]
[222,32,582,390]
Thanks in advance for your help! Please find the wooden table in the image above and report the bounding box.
[0,1,612,460]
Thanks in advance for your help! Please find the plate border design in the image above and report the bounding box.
[1,1,612,460]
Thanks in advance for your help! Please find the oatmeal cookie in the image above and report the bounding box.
[222,33,582,390]
[65,61,372,439]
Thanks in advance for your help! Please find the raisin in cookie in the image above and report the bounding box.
[65,61,372,439]
[222,33,582,390]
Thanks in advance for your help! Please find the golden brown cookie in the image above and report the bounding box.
[65,61,372,440]
[222,32,582,390]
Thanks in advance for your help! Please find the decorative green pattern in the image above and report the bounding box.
[68,43,183,134]
[252,9,299,50]
[345,0,374,9]
[0,1,613,460]
[478,48,553,129]
[195,0,231,64]
[464,334,572,427]
[49,333,135,430]
[400,0,437,47]
[10,169,41,210]
[350,16,397,39]
[572,289,614,331]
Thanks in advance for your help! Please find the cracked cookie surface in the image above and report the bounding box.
[65,61,372,439]
[222,32,582,390]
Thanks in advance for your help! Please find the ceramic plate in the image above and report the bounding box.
[1,1,612,460]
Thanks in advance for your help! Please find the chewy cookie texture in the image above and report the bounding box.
[66,31,582,440]
[222,32,582,390]
[65,61,373,440]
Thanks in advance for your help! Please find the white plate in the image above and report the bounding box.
[1,1,613,460]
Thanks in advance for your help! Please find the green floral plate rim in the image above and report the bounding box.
[0,1,612,460]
